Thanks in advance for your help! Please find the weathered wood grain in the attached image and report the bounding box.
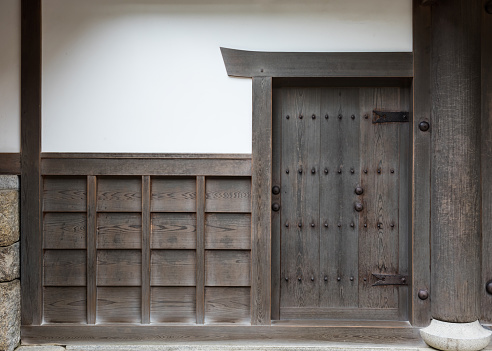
[97,177,142,212]
[0,153,21,174]
[205,250,251,287]
[205,287,251,324]
[43,213,87,249]
[221,48,413,78]
[151,213,196,249]
[482,0,492,324]
[87,176,97,324]
[430,0,482,323]
[21,0,42,325]
[251,76,272,325]
[196,176,206,324]
[41,157,252,177]
[280,307,401,321]
[141,176,151,324]
[151,250,196,286]
[97,287,141,323]
[205,213,251,250]
[410,0,432,327]
[205,177,252,213]
[43,250,86,286]
[151,287,196,323]
[43,177,87,212]
[97,213,142,249]
[151,177,196,212]
[97,250,142,286]
[44,287,87,324]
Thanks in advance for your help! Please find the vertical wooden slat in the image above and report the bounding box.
[87,176,97,324]
[141,176,151,324]
[482,0,492,324]
[196,176,205,324]
[21,0,42,325]
[411,0,432,327]
[251,76,272,325]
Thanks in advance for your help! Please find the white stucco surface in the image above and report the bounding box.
[41,0,412,153]
[0,0,21,152]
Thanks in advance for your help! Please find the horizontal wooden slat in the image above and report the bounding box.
[97,213,142,249]
[151,287,196,323]
[151,178,196,212]
[44,250,86,286]
[41,158,252,176]
[97,287,141,323]
[205,213,251,250]
[151,250,196,286]
[205,251,251,287]
[221,48,414,78]
[151,213,196,249]
[0,153,21,174]
[43,287,87,324]
[205,178,252,213]
[205,287,251,324]
[43,213,87,249]
[21,324,422,344]
[97,250,141,286]
[41,153,252,159]
[97,177,142,212]
[43,177,87,212]
[280,307,401,321]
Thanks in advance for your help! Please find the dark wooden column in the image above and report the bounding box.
[430,0,482,323]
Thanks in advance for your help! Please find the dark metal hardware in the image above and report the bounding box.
[372,273,408,286]
[298,222,302,228]
[390,223,395,228]
[285,222,289,227]
[364,114,369,119]
[355,202,364,212]
[350,276,354,281]
[324,276,328,281]
[286,169,289,174]
[324,168,329,174]
[486,0,492,14]
[337,223,341,227]
[338,169,342,174]
[311,223,315,227]
[299,114,303,119]
[311,167,316,174]
[338,114,342,119]
[419,121,430,131]
[325,114,329,119]
[298,168,302,174]
[298,277,302,282]
[350,168,354,174]
[363,278,367,282]
[311,276,314,281]
[355,186,364,195]
[337,277,341,281]
[351,114,355,120]
[324,222,328,227]
[350,222,354,228]
[390,169,395,173]
[272,185,280,195]
[377,169,381,174]
[364,169,368,174]
[312,114,316,119]
[487,280,492,295]
[377,222,383,229]
[364,223,367,228]
[286,115,290,119]
[372,110,409,123]
[272,203,280,212]
[285,277,289,281]
[418,289,429,300]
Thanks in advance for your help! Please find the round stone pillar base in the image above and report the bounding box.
[420,319,492,351]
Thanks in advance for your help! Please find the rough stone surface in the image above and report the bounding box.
[65,346,433,351]
[0,176,19,190]
[0,242,20,281]
[420,319,492,351]
[16,347,66,351]
[0,280,21,351]
[0,189,19,247]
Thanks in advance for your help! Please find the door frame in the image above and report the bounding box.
[221,43,431,327]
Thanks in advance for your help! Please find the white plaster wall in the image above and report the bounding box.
[0,0,21,153]
[42,0,412,153]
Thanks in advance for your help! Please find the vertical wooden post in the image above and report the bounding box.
[141,176,151,324]
[87,176,97,324]
[196,176,205,324]
[21,0,42,326]
[251,77,272,325]
[430,0,482,323]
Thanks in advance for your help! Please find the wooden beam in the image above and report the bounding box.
[430,0,482,323]
[251,77,272,325]
[20,0,42,326]
[196,176,206,324]
[86,176,97,325]
[410,0,432,327]
[221,48,413,78]
[141,176,151,324]
[0,153,21,175]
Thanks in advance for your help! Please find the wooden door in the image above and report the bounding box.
[272,86,410,321]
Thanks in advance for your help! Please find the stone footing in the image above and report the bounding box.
[420,319,492,351]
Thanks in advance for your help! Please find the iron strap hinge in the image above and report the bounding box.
[372,273,408,286]
[372,110,409,123]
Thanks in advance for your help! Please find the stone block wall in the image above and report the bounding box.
[0,175,20,351]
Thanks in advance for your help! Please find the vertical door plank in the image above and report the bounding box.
[87,176,97,324]
[196,176,205,324]
[358,88,400,309]
[319,88,360,308]
[411,0,432,326]
[21,0,42,325]
[142,176,151,324]
[251,76,272,325]
[280,87,320,310]
[271,87,282,320]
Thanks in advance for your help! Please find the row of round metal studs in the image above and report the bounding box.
[285,168,395,174]
[286,114,370,120]
[283,276,368,282]
[284,222,396,229]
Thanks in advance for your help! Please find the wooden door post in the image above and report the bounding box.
[421,0,492,349]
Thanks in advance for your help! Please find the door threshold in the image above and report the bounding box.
[271,320,411,328]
